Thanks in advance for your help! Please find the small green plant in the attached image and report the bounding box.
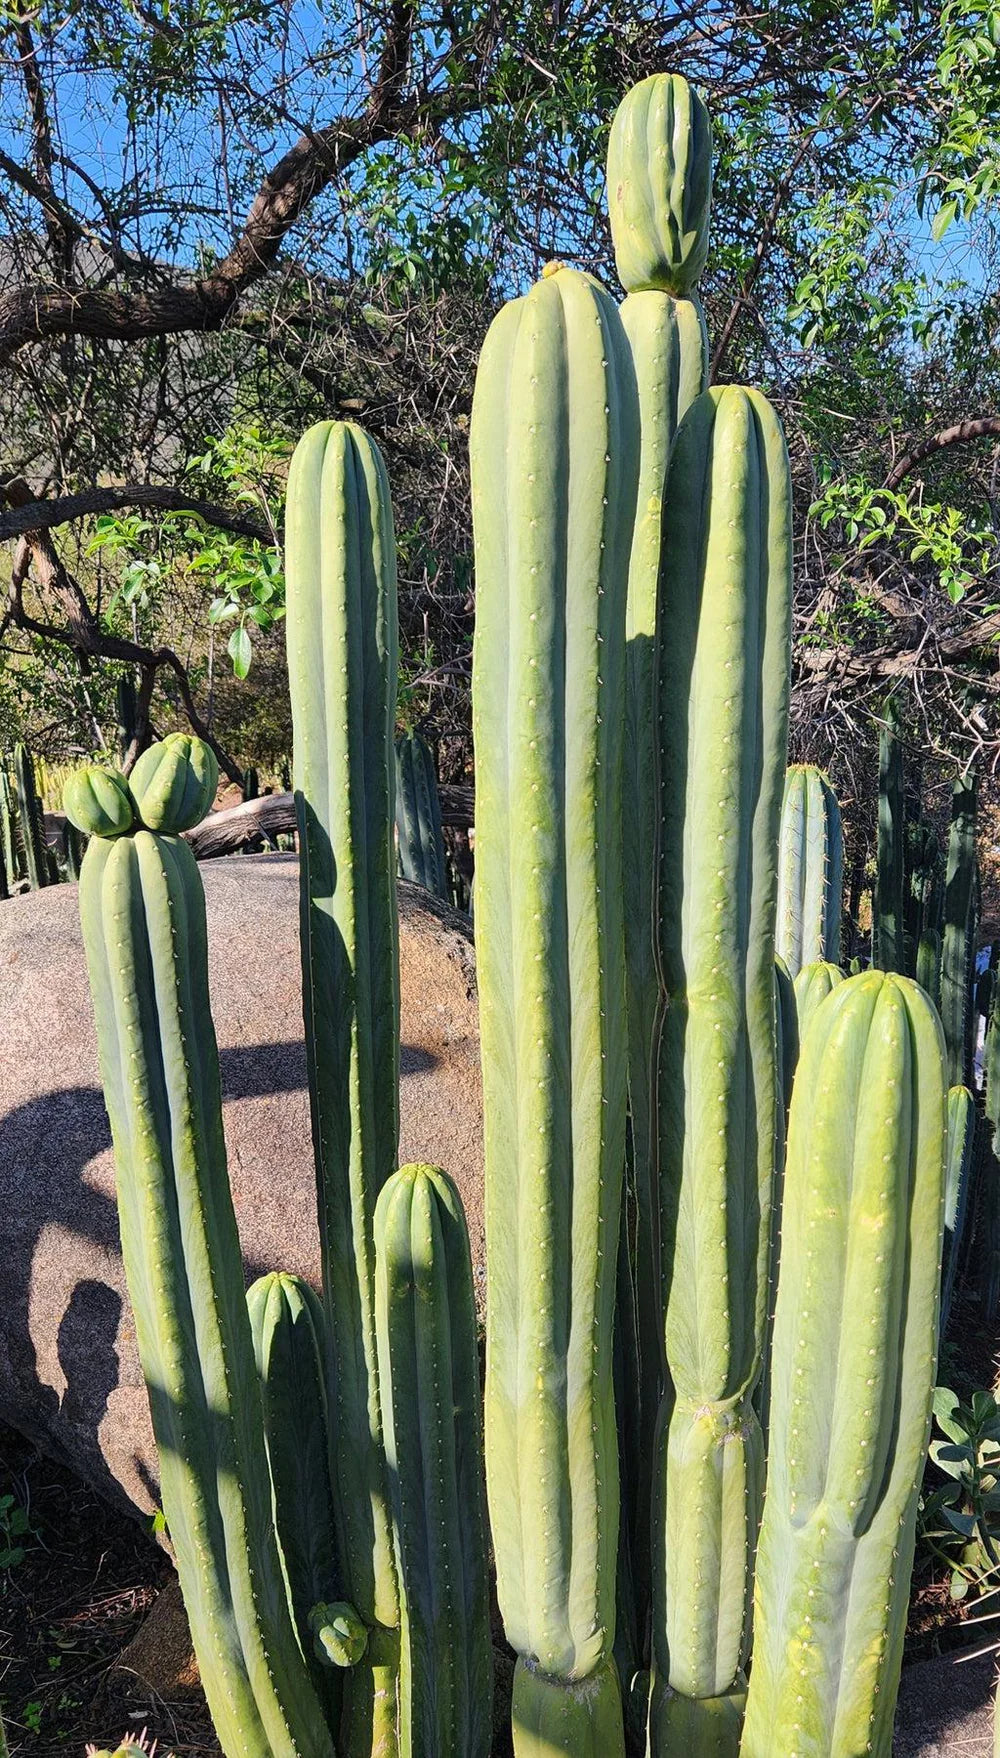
[0,1493,34,1571]
[918,1385,1000,1601]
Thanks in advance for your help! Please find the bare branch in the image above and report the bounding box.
[0,483,272,544]
[884,416,1000,490]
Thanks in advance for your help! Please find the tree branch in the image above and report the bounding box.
[0,483,272,544]
[884,416,1000,490]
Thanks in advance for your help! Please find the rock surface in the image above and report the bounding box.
[893,1647,995,1755]
[0,854,483,1517]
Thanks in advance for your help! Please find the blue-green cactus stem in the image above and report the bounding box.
[247,1271,342,1718]
[741,971,947,1758]
[607,73,712,296]
[0,767,17,887]
[941,1085,975,1333]
[874,699,906,974]
[470,262,636,1737]
[14,743,48,890]
[284,418,401,1754]
[617,282,708,1661]
[374,1164,493,1758]
[74,755,335,1758]
[129,732,218,833]
[792,960,845,1046]
[394,732,448,899]
[775,954,799,1117]
[916,929,942,1006]
[649,383,792,1741]
[940,774,978,1089]
[776,765,843,977]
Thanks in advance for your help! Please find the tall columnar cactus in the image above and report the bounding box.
[916,929,942,1007]
[941,1085,975,1334]
[940,773,978,1090]
[648,383,792,1752]
[905,812,942,972]
[607,74,711,1649]
[741,971,947,1758]
[0,766,17,887]
[374,1164,493,1758]
[776,765,843,977]
[470,262,637,1756]
[14,741,48,890]
[67,747,336,1758]
[284,419,402,1754]
[247,1271,342,1717]
[394,731,448,900]
[874,698,905,973]
[792,959,845,1045]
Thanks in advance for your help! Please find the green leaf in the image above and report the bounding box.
[228,624,252,679]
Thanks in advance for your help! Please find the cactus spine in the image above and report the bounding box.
[374,1164,493,1758]
[648,384,792,1751]
[874,700,905,973]
[470,262,637,1754]
[284,419,401,1753]
[776,765,843,977]
[608,75,711,1656]
[940,773,978,1089]
[792,959,845,1045]
[14,742,48,889]
[394,732,448,899]
[741,971,946,1758]
[71,752,335,1758]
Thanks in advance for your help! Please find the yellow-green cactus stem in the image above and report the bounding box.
[608,76,712,1660]
[128,731,218,832]
[374,1164,493,1758]
[311,1603,369,1669]
[776,765,843,977]
[792,960,846,1046]
[648,384,792,1753]
[285,418,401,1756]
[607,73,712,296]
[470,262,637,1757]
[64,765,136,840]
[510,1658,627,1758]
[916,928,942,1006]
[248,1271,342,1720]
[741,971,947,1758]
[72,744,334,1758]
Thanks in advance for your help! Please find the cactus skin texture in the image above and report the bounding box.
[394,732,448,899]
[648,383,792,1751]
[775,955,799,1116]
[916,928,942,1006]
[285,418,401,1755]
[776,765,843,977]
[741,971,947,1758]
[374,1164,493,1758]
[874,699,906,974]
[608,75,712,1661]
[129,731,218,832]
[247,1271,342,1717]
[73,740,335,1758]
[940,774,978,1089]
[941,1085,975,1333]
[792,960,845,1045]
[607,73,712,295]
[470,262,636,1754]
[14,742,48,889]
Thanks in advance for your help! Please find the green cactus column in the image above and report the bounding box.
[470,262,638,1757]
[940,773,978,1090]
[874,698,906,973]
[776,765,843,977]
[792,960,845,1045]
[648,384,792,1755]
[14,742,48,890]
[607,73,711,1667]
[69,748,335,1758]
[394,731,448,899]
[374,1164,493,1758]
[285,419,402,1756]
[941,1085,975,1333]
[742,971,946,1758]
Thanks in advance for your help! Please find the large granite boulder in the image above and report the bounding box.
[0,855,483,1518]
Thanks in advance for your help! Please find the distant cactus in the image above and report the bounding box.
[941,1085,975,1333]
[940,774,978,1090]
[394,731,448,899]
[14,742,48,889]
[776,765,843,977]
[874,699,906,973]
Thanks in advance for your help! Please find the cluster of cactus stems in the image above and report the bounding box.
[64,66,966,1758]
[394,731,449,900]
